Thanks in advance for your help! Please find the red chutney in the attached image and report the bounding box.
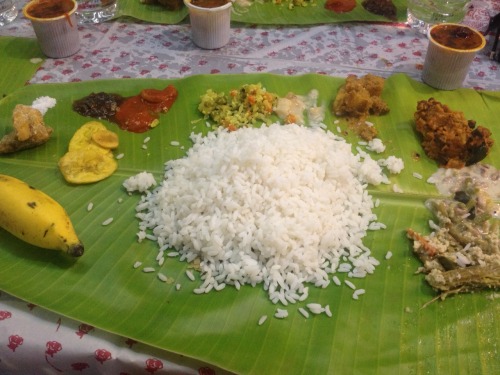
[113,85,178,133]
[325,0,356,13]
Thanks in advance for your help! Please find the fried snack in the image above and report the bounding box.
[414,98,494,168]
[69,121,116,154]
[0,105,53,154]
[361,0,397,21]
[140,0,184,10]
[332,74,389,140]
[59,121,119,184]
[59,149,117,184]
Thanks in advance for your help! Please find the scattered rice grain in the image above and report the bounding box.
[102,217,113,226]
[258,315,268,325]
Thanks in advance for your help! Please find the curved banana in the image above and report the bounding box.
[0,174,84,257]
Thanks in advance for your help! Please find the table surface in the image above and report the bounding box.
[1,1,499,374]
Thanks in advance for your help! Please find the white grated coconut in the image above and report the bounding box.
[134,123,387,304]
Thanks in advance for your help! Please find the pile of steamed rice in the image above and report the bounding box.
[131,123,391,305]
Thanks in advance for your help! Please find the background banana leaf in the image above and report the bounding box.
[118,0,408,25]
[0,36,44,96]
[0,73,499,374]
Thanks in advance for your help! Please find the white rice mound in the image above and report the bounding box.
[135,123,385,305]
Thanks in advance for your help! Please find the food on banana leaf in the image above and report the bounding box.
[332,74,389,141]
[414,98,494,169]
[58,121,119,184]
[73,86,178,133]
[361,0,397,21]
[0,105,53,154]
[198,83,278,131]
[140,0,184,10]
[407,179,500,302]
[325,0,356,13]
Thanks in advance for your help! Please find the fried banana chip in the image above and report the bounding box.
[59,121,120,184]
[91,129,119,149]
[69,121,117,154]
[58,149,117,184]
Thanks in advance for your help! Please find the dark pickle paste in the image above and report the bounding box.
[430,25,484,50]
[73,85,178,133]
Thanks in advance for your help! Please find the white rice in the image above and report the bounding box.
[344,280,356,290]
[379,156,404,174]
[116,153,125,160]
[366,138,385,153]
[123,172,157,193]
[133,261,142,269]
[87,202,94,212]
[134,123,387,304]
[275,308,289,319]
[258,315,268,325]
[185,270,195,281]
[102,217,113,226]
[352,289,366,300]
[143,267,155,273]
[413,172,423,180]
[298,307,310,318]
[385,251,393,260]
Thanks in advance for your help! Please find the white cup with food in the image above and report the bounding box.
[23,0,80,58]
[184,0,232,50]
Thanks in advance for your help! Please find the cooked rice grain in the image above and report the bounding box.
[135,123,386,304]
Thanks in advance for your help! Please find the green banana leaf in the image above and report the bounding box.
[118,0,408,25]
[0,36,44,96]
[0,73,499,375]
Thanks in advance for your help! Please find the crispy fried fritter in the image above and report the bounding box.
[414,98,494,168]
[0,105,53,154]
[333,74,389,140]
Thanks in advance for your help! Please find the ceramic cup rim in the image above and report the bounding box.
[427,23,486,53]
[23,0,78,22]
[183,0,233,12]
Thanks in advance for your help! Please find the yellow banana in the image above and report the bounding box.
[0,174,84,257]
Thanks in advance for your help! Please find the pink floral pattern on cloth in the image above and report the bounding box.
[0,1,499,90]
[0,1,499,374]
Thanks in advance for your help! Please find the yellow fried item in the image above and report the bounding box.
[69,121,111,154]
[59,149,117,184]
[91,129,119,149]
[59,121,120,184]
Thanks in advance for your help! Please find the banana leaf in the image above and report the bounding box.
[118,0,408,25]
[0,73,499,374]
[0,36,44,96]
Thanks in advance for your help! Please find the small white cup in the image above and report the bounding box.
[184,0,232,50]
[422,23,486,90]
[23,0,80,58]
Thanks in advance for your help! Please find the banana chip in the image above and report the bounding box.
[59,149,117,184]
[59,121,120,184]
[69,121,116,154]
[91,130,119,149]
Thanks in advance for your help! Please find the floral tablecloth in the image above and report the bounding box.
[1,0,499,374]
